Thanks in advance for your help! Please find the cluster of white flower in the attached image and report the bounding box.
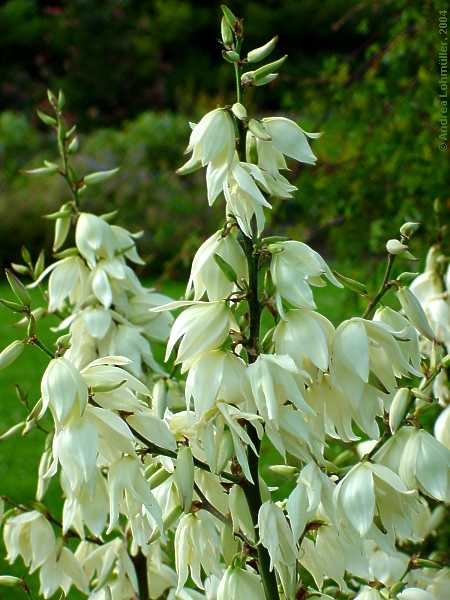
[34,210,173,377]
[1,7,449,600]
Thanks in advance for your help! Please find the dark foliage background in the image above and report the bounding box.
[0,0,448,279]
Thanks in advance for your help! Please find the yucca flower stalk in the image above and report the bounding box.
[0,6,449,600]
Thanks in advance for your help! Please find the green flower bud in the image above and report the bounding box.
[253,54,287,81]
[223,50,240,63]
[221,17,234,48]
[53,215,71,252]
[389,388,410,433]
[36,110,57,127]
[33,250,45,279]
[84,167,120,185]
[254,73,279,86]
[25,165,59,176]
[247,35,278,63]
[399,221,420,238]
[175,445,194,513]
[0,576,23,588]
[0,340,25,370]
[0,421,25,440]
[333,271,368,295]
[231,102,247,120]
[67,136,79,154]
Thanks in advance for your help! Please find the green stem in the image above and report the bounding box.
[132,552,149,600]
[29,336,54,358]
[232,51,280,600]
[363,253,395,319]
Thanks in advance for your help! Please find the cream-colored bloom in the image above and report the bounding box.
[262,116,320,165]
[217,566,265,600]
[273,308,334,371]
[174,511,221,592]
[269,240,341,317]
[187,230,247,301]
[258,501,296,570]
[154,300,236,370]
[3,511,56,573]
[41,357,88,425]
[183,108,235,169]
[185,349,250,414]
[435,405,450,449]
[334,462,422,538]
[247,353,313,426]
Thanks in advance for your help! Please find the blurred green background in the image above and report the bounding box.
[0,0,448,595]
[0,0,447,280]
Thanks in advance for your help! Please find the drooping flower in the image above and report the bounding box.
[334,462,422,538]
[269,240,341,317]
[185,349,250,414]
[174,510,221,592]
[217,566,265,600]
[153,300,237,370]
[186,230,248,301]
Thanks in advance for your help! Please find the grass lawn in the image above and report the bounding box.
[0,269,372,598]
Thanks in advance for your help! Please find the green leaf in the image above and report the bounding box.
[5,269,31,307]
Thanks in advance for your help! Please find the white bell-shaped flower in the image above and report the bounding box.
[258,501,297,570]
[32,256,90,312]
[187,230,248,301]
[174,510,221,592]
[217,566,265,600]
[223,161,271,237]
[41,357,88,425]
[75,212,116,267]
[52,414,99,495]
[247,353,313,426]
[185,349,250,414]
[334,462,422,538]
[183,108,235,169]
[107,455,163,534]
[3,511,56,573]
[269,240,341,317]
[435,405,450,449]
[39,541,89,599]
[154,300,236,370]
[262,116,320,165]
[375,426,450,502]
[273,308,334,371]
[399,428,449,501]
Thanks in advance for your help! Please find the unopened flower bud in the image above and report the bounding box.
[386,239,408,255]
[0,340,24,370]
[153,379,168,419]
[175,445,194,513]
[84,167,119,185]
[231,102,247,120]
[223,50,240,63]
[400,221,420,238]
[247,36,279,63]
[0,576,23,588]
[389,388,410,433]
[396,287,435,340]
[221,17,234,48]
